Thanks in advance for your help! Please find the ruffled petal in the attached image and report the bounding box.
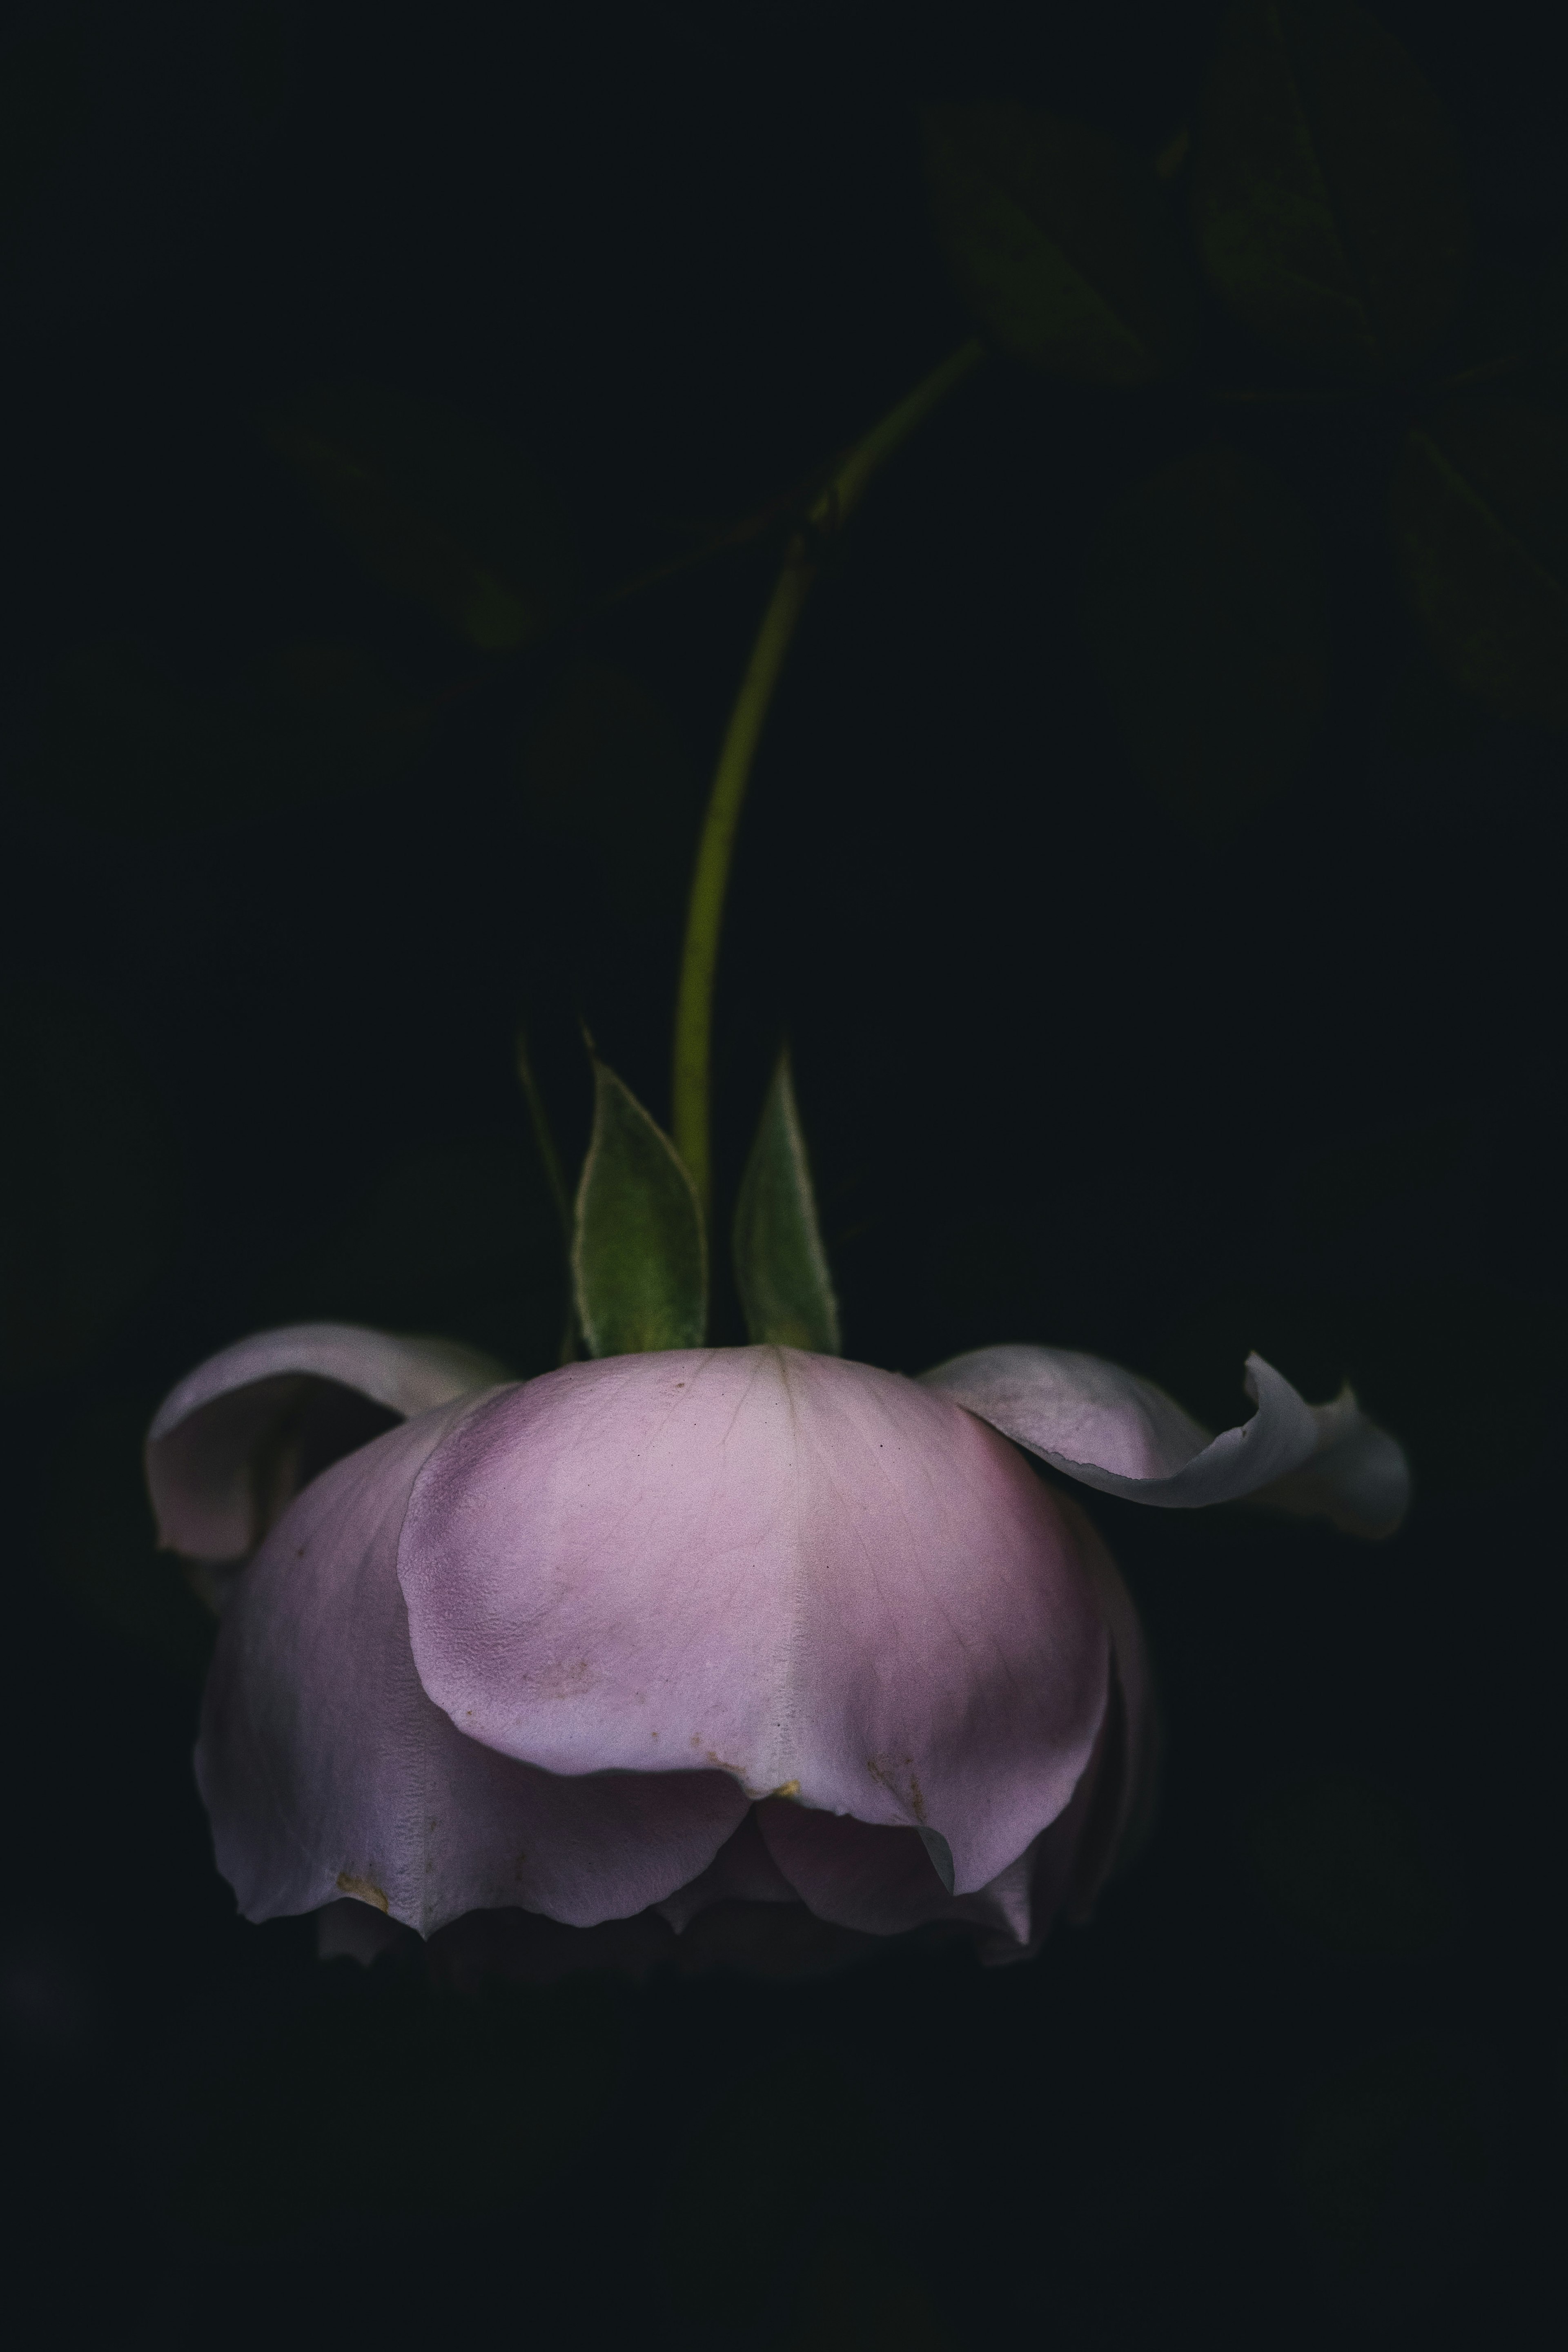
[655,1809,799,1932]
[921,1344,1408,1532]
[752,1803,956,1936]
[752,1763,1100,1960]
[147,1322,509,1561]
[397,1347,1110,1897]
[1250,1384,1411,1538]
[196,1399,747,1936]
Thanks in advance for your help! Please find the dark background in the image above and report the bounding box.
[0,2,1561,2344]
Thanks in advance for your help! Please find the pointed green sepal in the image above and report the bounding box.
[572,1060,707,1356]
[732,1052,841,1355]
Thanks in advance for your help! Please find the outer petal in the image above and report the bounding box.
[148,1322,509,1561]
[655,1809,800,1931]
[1250,1384,1411,1538]
[397,1347,1110,1897]
[196,1398,747,1935]
[921,1344,1409,1531]
[751,1744,1104,1958]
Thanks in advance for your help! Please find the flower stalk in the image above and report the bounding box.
[670,337,986,1211]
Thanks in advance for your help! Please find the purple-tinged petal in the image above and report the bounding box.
[752,1804,955,1937]
[922,1343,1408,1530]
[655,1809,799,1932]
[197,1399,747,1936]
[752,1744,1104,1958]
[148,1322,508,1561]
[397,1347,1110,1897]
[1250,1384,1411,1538]
[317,1897,413,1966]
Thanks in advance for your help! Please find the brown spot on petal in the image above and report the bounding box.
[336,1873,389,1912]
[866,1757,927,1823]
[529,1656,595,1699]
[770,1779,801,1800]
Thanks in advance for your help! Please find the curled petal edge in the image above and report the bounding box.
[147,1320,510,1563]
[921,1343,1408,1536]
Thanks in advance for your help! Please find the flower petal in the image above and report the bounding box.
[921,1343,1408,1529]
[655,1808,799,1932]
[397,1347,1110,1896]
[196,1398,747,1935]
[752,1765,1102,1959]
[1251,1384,1411,1538]
[147,1322,509,1561]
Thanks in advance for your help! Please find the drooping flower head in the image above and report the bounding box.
[149,1312,1405,1979]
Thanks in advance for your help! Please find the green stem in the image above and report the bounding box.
[670,337,985,1209]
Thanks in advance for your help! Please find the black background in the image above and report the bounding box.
[1,3,1561,2345]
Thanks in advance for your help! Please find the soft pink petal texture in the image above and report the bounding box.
[655,1809,800,1931]
[148,1322,508,1562]
[755,1801,1009,1945]
[398,1347,1110,1897]
[197,1398,747,1935]
[921,1344,1409,1532]
[671,1599,1134,1959]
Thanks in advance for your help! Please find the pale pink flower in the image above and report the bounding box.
[147,1324,1404,1973]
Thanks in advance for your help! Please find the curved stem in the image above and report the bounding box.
[670,337,985,1209]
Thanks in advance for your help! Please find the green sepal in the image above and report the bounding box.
[732,1052,840,1355]
[572,1060,706,1356]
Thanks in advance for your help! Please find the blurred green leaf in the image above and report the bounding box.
[1083,445,1328,834]
[1190,0,1472,381]
[250,1135,561,1377]
[573,1061,706,1356]
[40,1394,214,1683]
[517,663,702,940]
[659,2049,885,2328]
[0,27,85,232]
[166,1970,621,2242]
[781,2220,953,2351]
[920,104,1195,385]
[263,382,577,650]
[1293,1115,1473,1251]
[1245,1775,1452,1958]
[1,983,181,1391]
[16,638,429,835]
[1390,395,1568,731]
[1292,2040,1494,2312]
[1149,1279,1559,1491]
[733,1050,840,1354]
